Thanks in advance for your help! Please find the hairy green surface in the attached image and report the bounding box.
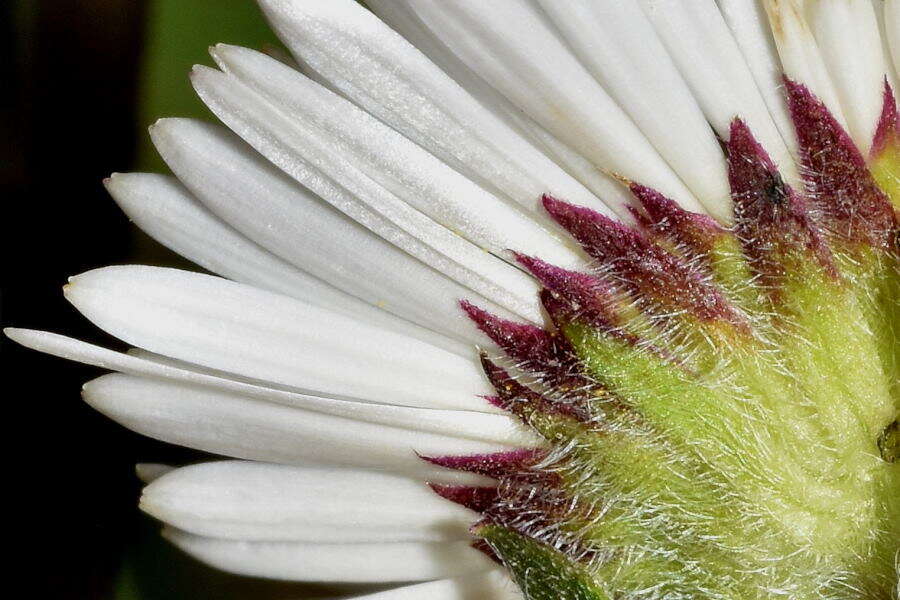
[484,251,899,599]
[473,106,900,599]
[562,262,899,598]
[479,525,610,600]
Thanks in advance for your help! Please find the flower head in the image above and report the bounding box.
[7,1,900,598]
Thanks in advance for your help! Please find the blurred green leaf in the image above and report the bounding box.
[136,0,280,172]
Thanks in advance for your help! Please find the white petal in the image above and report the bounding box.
[142,461,477,542]
[252,1,614,220]
[886,0,900,81]
[536,0,732,221]
[164,528,493,582]
[637,0,798,184]
[872,0,900,93]
[264,2,632,230]
[385,0,704,213]
[106,172,318,299]
[210,45,581,268]
[104,172,465,354]
[149,118,499,347]
[362,0,628,213]
[83,373,517,479]
[510,122,639,223]
[362,0,536,137]
[189,64,545,322]
[63,266,492,411]
[5,329,530,442]
[808,0,892,152]
[358,0,635,217]
[342,572,519,600]
[762,0,848,127]
[360,0,528,130]
[717,0,798,156]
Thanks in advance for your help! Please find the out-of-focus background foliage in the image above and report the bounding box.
[4,2,371,598]
[135,0,284,173]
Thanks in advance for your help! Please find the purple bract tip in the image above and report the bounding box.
[541,195,744,326]
[784,77,895,250]
[429,484,499,513]
[420,448,545,480]
[629,182,727,258]
[728,117,837,283]
[871,79,898,159]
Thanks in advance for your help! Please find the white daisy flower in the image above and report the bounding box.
[7,1,900,598]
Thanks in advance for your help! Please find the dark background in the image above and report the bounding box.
[3,2,366,598]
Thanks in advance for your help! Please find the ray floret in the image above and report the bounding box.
[6,1,900,598]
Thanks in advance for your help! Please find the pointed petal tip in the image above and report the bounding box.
[208,42,249,66]
[102,171,140,194]
[148,115,193,138]
[148,116,174,131]
[2,327,53,350]
[80,377,100,405]
[3,327,31,345]
[62,267,112,310]
[147,118,169,143]
[80,374,126,413]
[138,484,172,519]
[148,117,214,154]
[209,42,230,56]
[189,64,219,83]
[103,171,134,191]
